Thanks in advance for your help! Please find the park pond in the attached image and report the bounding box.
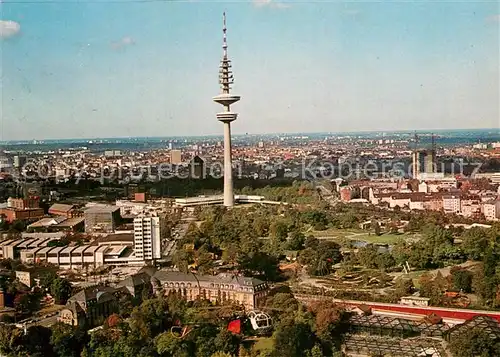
[350,239,392,253]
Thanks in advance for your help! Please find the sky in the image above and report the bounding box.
[0,0,499,141]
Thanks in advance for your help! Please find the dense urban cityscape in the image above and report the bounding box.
[1,1,500,357]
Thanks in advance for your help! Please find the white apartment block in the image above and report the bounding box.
[418,182,429,193]
[409,199,425,210]
[443,195,461,214]
[460,200,481,218]
[482,200,500,221]
[134,215,161,261]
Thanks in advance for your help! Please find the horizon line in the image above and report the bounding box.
[1,126,499,145]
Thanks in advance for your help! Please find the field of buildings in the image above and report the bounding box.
[0,134,499,356]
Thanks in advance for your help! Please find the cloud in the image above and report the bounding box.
[253,0,290,9]
[486,14,500,23]
[0,20,21,39]
[111,36,135,50]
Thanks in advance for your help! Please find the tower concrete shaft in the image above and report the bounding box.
[213,12,240,207]
[223,121,233,206]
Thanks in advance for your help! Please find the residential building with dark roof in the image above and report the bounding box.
[58,286,118,327]
[116,272,152,299]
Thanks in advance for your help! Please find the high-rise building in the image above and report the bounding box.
[7,197,40,210]
[412,133,437,179]
[84,206,121,233]
[412,149,436,179]
[13,155,27,169]
[412,150,426,178]
[0,152,11,172]
[133,215,161,261]
[104,150,121,158]
[189,155,206,179]
[170,150,182,165]
[213,12,240,207]
[423,150,436,174]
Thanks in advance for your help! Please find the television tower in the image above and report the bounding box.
[213,12,240,207]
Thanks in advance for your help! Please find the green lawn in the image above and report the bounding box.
[308,227,364,238]
[309,228,404,244]
[350,233,404,245]
[253,337,274,352]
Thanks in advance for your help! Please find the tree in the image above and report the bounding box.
[287,231,305,251]
[172,250,193,274]
[191,324,219,357]
[317,241,342,264]
[0,324,23,355]
[129,297,171,340]
[105,313,122,328]
[156,332,186,356]
[238,251,280,281]
[304,236,319,250]
[50,322,88,357]
[184,222,203,243]
[269,221,288,241]
[264,292,299,322]
[308,345,324,357]
[298,248,316,266]
[118,293,134,317]
[238,346,250,357]
[214,330,240,356]
[211,353,233,357]
[10,220,26,232]
[273,319,315,357]
[51,277,73,304]
[392,278,413,301]
[461,227,489,260]
[197,249,214,275]
[452,269,473,293]
[21,325,53,356]
[371,221,381,236]
[356,246,379,269]
[375,252,396,271]
[222,244,239,264]
[253,216,269,237]
[309,301,345,338]
[448,329,500,357]
[0,215,9,231]
[418,273,443,305]
[14,293,32,314]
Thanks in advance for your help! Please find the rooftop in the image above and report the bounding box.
[94,233,134,245]
[55,217,85,227]
[152,270,266,288]
[28,216,67,228]
[49,203,76,213]
[85,206,120,214]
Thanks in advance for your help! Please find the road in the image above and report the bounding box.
[17,314,60,330]
[162,220,190,261]
[33,315,59,327]
[163,240,176,260]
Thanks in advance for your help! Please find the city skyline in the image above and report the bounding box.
[2,127,500,146]
[1,1,499,141]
